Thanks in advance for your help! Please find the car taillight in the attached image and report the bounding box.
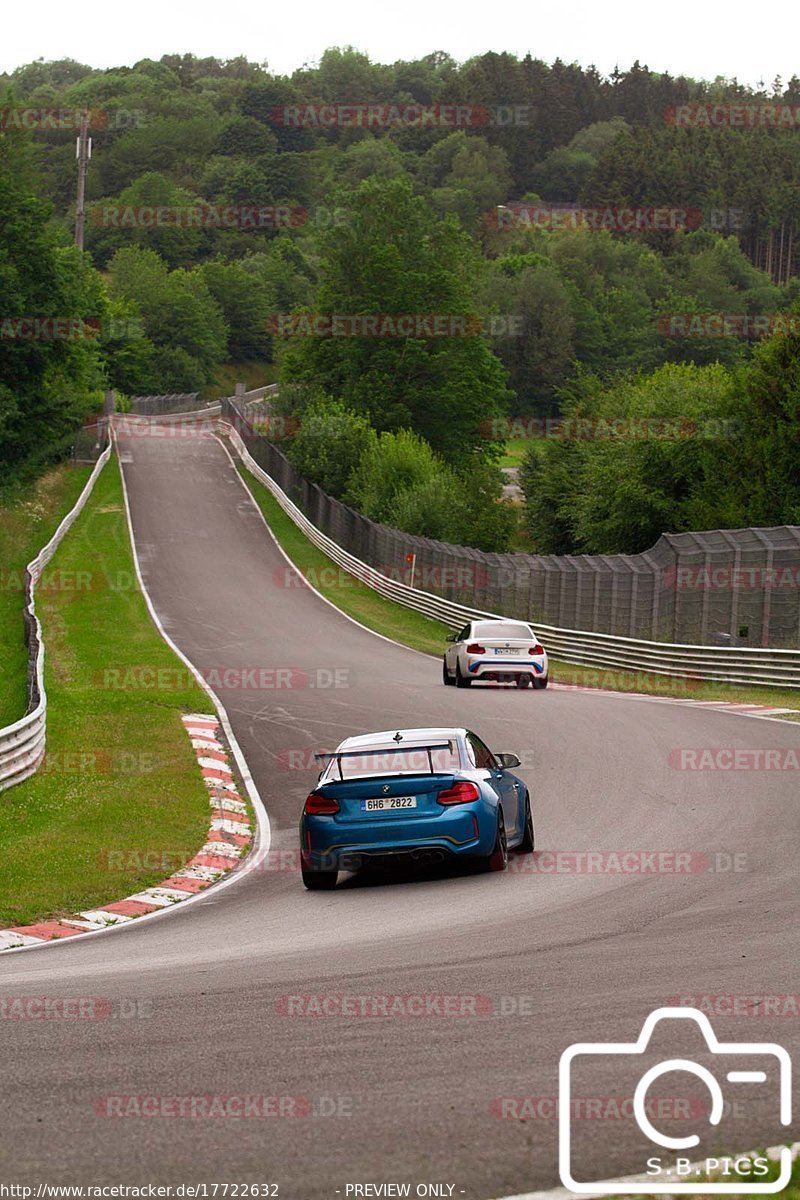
[304,792,339,815]
[529,644,545,655]
[466,643,485,654]
[437,781,480,805]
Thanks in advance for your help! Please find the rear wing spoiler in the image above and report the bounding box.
[314,742,456,781]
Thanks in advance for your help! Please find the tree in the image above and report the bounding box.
[240,78,316,152]
[530,147,597,202]
[279,176,511,462]
[0,122,105,472]
[198,259,273,361]
[569,117,629,158]
[520,362,738,554]
[418,131,513,225]
[108,247,228,386]
[99,115,222,195]
[99,296,157,396]
[5,58,93,96]
[240,236,317,311]
[484,255,576,411]
[285,395,376,496]
[213,116,277,157]
[86,171,209,269]
[292,47,392,103]
[346,428,473,542]
[701,331,800,528]
[548,230,670,376]
[346,428,514,549]
[519,439,585,553]
[334,138,408,185]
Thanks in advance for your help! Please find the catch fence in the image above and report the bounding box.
[222,397,800,650]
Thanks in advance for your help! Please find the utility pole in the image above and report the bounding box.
[74,110,91,250]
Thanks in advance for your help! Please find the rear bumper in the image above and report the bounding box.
[467,657,547,680]
[301,804,494,871]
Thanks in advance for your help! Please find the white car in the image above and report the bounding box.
[442,619,549,689]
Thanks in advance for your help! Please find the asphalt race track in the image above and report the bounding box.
[2,429,798,1198]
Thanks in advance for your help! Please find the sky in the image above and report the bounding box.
[1,0,796,88]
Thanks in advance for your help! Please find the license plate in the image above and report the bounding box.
[360,796,417,812]
[494,648,517,656]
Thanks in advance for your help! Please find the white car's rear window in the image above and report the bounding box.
[472,622,535,640]
[323,743,461,780]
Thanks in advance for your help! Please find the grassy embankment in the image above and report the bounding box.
[203,361,277,400]
[0,464,91,728]
[0,455,211,928]
[238,464,799,713]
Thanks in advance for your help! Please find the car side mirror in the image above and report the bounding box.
[445,632,458,642]
[496,752,521,770]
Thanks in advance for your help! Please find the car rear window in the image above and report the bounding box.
[473,622,534,640]
[323,743,461,780]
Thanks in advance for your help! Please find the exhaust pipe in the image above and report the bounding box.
[409,848,446,865]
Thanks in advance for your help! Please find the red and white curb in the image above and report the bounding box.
[0,713,251,951]
[678,699,798,718]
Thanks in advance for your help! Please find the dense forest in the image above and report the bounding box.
[1,49,799,550]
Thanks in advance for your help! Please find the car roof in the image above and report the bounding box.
[335,727,467,752]
[471,618,533,627]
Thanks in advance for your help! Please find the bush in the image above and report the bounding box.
[520,362,739,554]
[285,396,376,498]
[347,428,515,550]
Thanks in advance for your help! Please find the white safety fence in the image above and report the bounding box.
[0,443,113,794]
[225,424,800,689]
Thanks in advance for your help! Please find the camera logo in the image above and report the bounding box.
[559,1007,792,1193]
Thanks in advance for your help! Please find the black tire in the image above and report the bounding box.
[442,658,455,686]
[517,792,535,853]
[516,675,531,689]
[302,868,338,891]
[533,674,549,690]
[484,811,508,872]
[455,662,472,688]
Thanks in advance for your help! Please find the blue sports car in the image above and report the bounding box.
[299,726,534,890]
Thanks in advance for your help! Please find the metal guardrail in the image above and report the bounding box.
[0,444,113,794]
[224,400,800,650]
[224,423,800,689]
[239,385,277,403]
[124,386,277,424]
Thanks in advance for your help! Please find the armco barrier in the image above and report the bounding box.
[223,423,800,689]
[128,385,277,424]
[0,443,113,794]
[223,402,800,651]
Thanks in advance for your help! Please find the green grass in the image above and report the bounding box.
[498,437,532,468]
[0,454,211,928]
[0,464,92,728]
[499,437,549,468]
[203,361,277,401]
[237,464,799,713]
[605,1146,798,1198]
[550,662,800,709]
